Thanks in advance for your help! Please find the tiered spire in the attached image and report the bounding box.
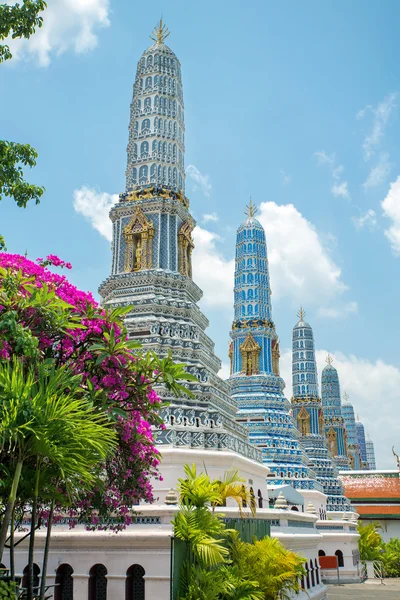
[291,310,350,511]
[356,415,368,467]
[321,357,351,470]
[366,434,376,470]
[229,208,320,490]
[341,392,362,470]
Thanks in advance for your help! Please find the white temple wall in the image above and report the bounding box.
[152,447,270,505]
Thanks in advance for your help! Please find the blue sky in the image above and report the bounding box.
[1,0,400,468]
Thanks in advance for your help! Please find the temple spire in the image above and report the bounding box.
[245,198,258,218]
[326,354,333,366]
[297,306,306,321]
[150,18,170,44]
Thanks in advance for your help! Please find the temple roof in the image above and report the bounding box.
[340,471,400,500]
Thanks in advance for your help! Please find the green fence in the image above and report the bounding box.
[170,518,271,600]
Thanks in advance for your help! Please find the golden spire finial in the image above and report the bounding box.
[150,17,170,44]
[326,354,333,366]
[343,390,349,402]
[357,413,360,422]
[297,306,306,321]
[245,198,258,218]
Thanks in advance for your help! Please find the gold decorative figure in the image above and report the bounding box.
[272,338,280,375]
[178,221,194,278]
[245,198,258,218]
[240,333,260,376]
[150,18,170,44]
[318,409,325,435]
[392,447,400,471]
[326,354,333,366]
[297,306,306,321]
[297,406,310,436]
[327,427,338,456]
[135,238,142,271]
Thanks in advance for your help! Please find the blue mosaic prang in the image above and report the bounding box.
[228,214,322,492]
[355,418,368,466]
[125,28,186,193]
[291,313,351,512]
[341,395,362,470]
[98,24,261,464]
[320,358,351,471]
[365,436,376,470]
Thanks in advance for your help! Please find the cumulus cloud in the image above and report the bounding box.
[357,93,397,160]
[5,0,110,67]
[257,202,348,305]
[192,227,234,308]
[382,176,400,255]
[363,154,392,189]
[186,165,212,197]
[73,186,117,241]
[202,213,219,223]
[352,209,377,231]
[218,362,230,381]
[279,348,400,469]
[314,151,350,199]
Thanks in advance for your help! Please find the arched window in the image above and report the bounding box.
[291,506,299,511]
[133,143,138,158]
[152,140,157,154]
[132,168,137,183]
[144,97,151,110]
[168,167,172,184]
[257,489,263,509]
[55,564,74,600]
[335,550,344,567]
[247,258,252,267]
[248,289,253,300]
[141,119,150,132]
[139,165,148,183]
[147,55,152,67]
[318,550,326,557]
[125,564,145,600]
[154,74,159,85]
[241,306,246,316]
[150,163,157,181]
[89,564,107,600]
[172,167,177,184]
[145,76,152,88]
[22,564,40,595]
[254,304,259,315]
[247,305,253,316]
[140,141,149,157]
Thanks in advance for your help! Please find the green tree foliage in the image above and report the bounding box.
[382,538,400,577]
[0,2,47,249]
[173,464,305,600]
[357,522,384,561]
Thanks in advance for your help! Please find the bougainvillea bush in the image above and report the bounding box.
[0,253,194,530]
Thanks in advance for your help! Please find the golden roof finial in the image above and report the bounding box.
[326,354,333,366]
[343,390,349,402]
[150,17,170,44]
[356,413,360,422]
[297,306,306,321]
[245,197,258,218]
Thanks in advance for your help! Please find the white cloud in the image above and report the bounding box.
[280,348,400,469]
[193,201,353,312]
[73,186,117,241]
[363,154,392,189]
[317,301,358,319]
[332,181,350,199]
[186,165,212,197]
[6,0,110,67]
[352,209,377,230]
[218,362,230,381]
[257,202,348,305]
[192,227,234,308]
[357,93,397,161]
[314,151,350,199]
[202,213,219,223]
[382,176,400,255]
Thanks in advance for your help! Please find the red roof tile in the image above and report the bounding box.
[340,473,400,500]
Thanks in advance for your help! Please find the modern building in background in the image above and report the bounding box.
[366,435,376,470]
[291,311,350,511]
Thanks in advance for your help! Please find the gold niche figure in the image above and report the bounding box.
[240,333,260,376]
[123,207,155,272]
[228,342,233,376]
[318,409,325,435]
[178,221,194,278]
[272,338,280,375]
[297,406,310,436]
[327,427,338,456]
